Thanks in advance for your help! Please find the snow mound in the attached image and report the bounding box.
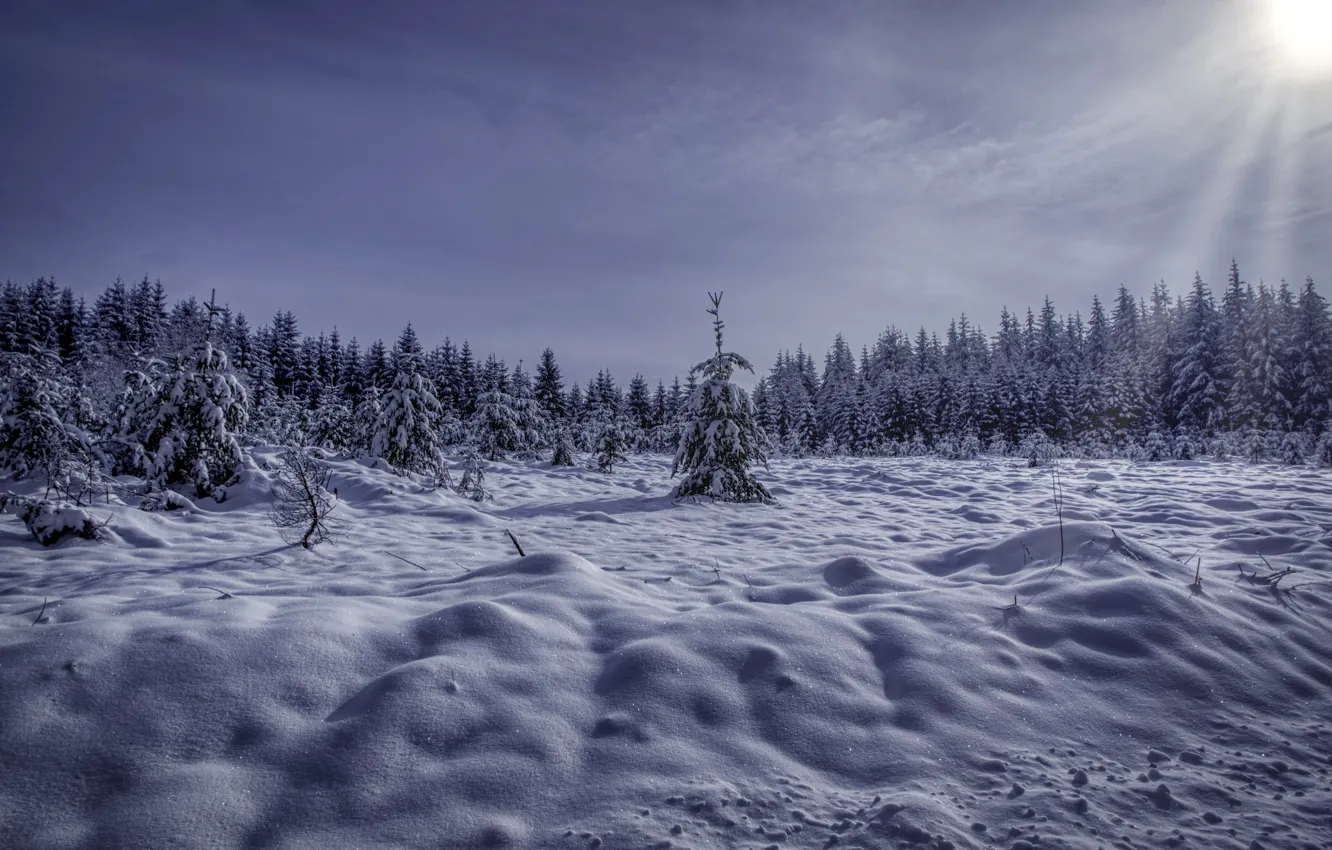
[574,511,622,524]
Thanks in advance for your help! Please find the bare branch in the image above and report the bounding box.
[268,449,339,548]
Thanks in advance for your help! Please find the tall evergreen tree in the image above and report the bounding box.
[533,347,566,422]
[672,293,772,503]
[1291,277,1331,434]
[1171,273,1223,435]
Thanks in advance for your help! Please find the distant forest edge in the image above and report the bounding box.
[2,261,1331,473]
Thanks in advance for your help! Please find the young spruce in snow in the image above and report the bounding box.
[370,359,447,475]
[594,417,629,473]
[128,341,248,499]
[671,292,773,503]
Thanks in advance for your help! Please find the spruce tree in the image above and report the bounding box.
[533,347,566,423]
[1291,277,1331,434]
[470,387,546,461]
[671,293,773,503]
[550,425,576,466]
[1171,273,1223,435]
[0,348,93,486]
[131,342,249,497]
[594,417,629,473]
[370,353,447,474]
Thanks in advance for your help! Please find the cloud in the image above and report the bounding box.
[0,0,1328,385]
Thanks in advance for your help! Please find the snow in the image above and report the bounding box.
[3,451,1332,849]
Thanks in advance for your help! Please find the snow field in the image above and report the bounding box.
[2,451,1331,849]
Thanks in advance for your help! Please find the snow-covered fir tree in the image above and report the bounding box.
[370,352,447,475]
[1290,277,1331,434]
[550,425,576,467]
[130,341,249,498]
[0,348,94,486]
[1170,273,1224,436]
[469,377,546,461]
[671,293,773,503]
[593,417,630,473]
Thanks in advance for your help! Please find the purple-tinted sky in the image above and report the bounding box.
[3,0,1330,385]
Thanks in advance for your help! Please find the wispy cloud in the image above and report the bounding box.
[1,0,1328,382]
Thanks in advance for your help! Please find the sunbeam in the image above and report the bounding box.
[1173,75,1283,272]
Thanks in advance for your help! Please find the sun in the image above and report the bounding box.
[1268,0,1332,73]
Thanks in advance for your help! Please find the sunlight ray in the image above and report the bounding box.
[1174,76,1283,273]
[1256,86,1308,279]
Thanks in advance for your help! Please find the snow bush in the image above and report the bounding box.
[2,494,102,546]
[1019,431,1058,467]
[936,433,981,460]
[671,293,773,504]
[138,489,193,512]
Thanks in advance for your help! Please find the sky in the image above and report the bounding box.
[2,0,1330,386]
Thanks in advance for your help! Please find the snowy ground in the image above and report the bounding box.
[2,452,1332,850]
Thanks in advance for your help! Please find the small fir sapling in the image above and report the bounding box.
[0,348,98,491]
[1280,431,1308,466]
[551,425,576,467]
[1316,425,1332,468]
[470,389,546,461]
[268,449,339,548]
[370,362,448,475]
[594,418,629,473]
[1,493,103,546]
[455,446,492,502]
[671,292,774,503]
[127,341,249,499]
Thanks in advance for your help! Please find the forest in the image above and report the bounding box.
[1,261,1330,510]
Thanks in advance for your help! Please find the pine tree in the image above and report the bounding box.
[268,311,302,395]
[391,324,424,375]
[565,382,584,423]
[671,293,773,503]
[817,333,858,450]
[550,425,576,466]
[370,352,446,474]
[594,417,629,473]
[0,348,94,485]
[1291,277,1331,434]
[364,338,391,390]
[457,341,478,416]
[626,373,652,433]
[1219,259,1253,429]
[1245,282,1290,430]
[349,385,383,455]
[55,288,90,369]
[131,342,249,497]
[309,385,354,451]
[93,278,135,358]
[1170,273,1223,435]
[127,278,167,353]
[470,388,546,461]
[533,347,566,423]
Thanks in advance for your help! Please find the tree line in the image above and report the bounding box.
[2,261,1330,494]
